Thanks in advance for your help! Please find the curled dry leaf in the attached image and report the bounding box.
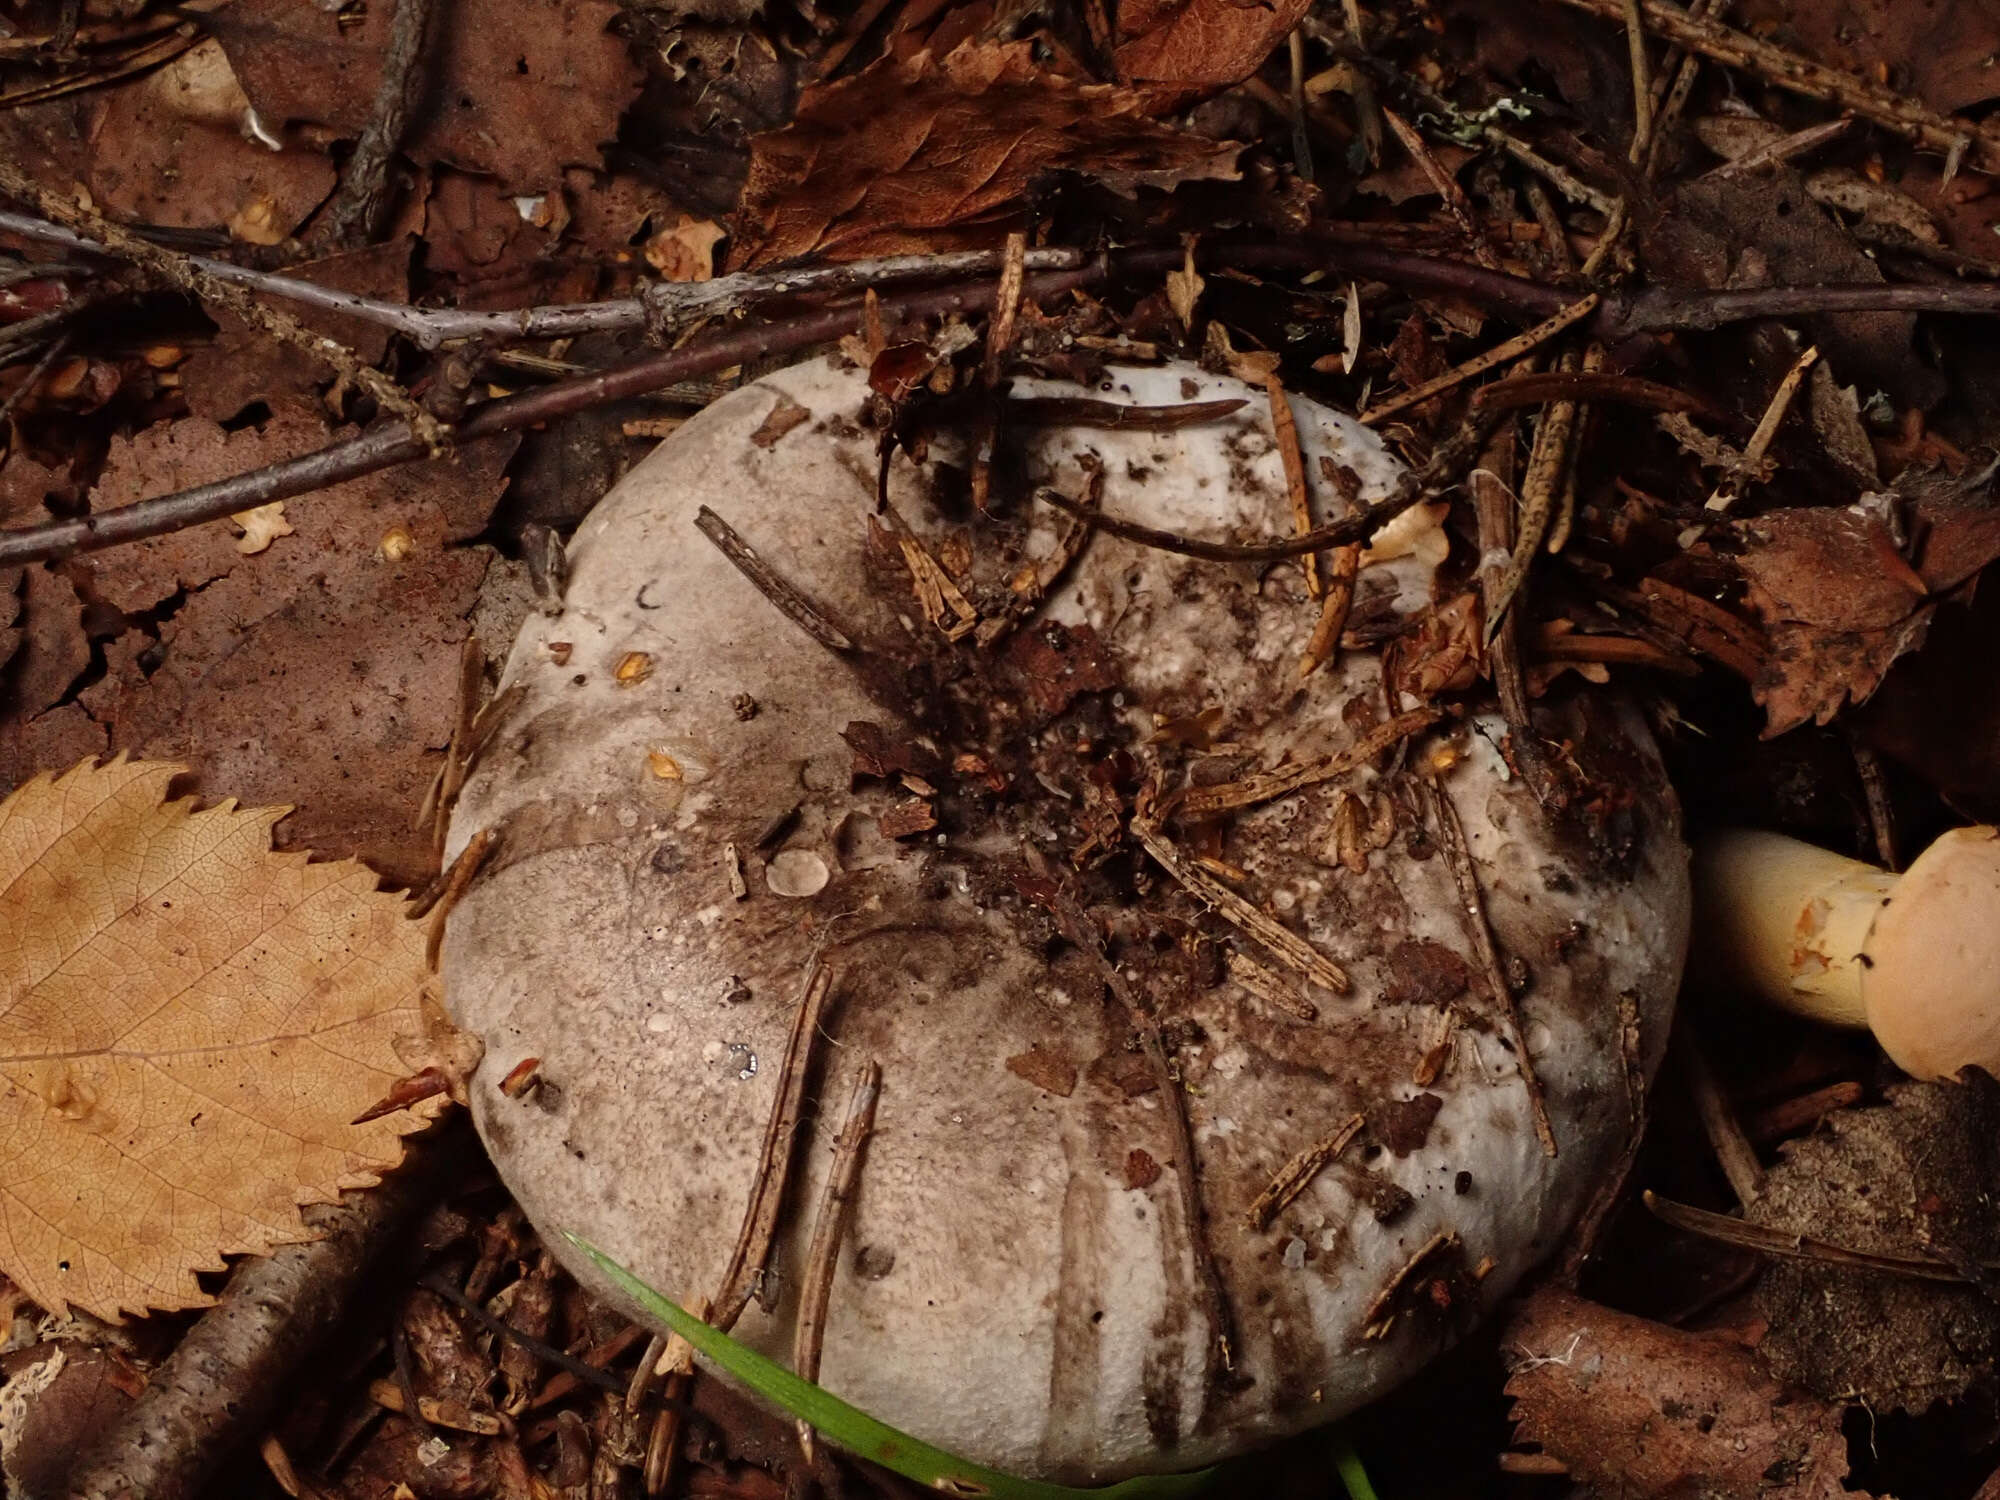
[730,42,1242,268]
[1115,0,1315,90]
[1504,1287,1879,1499]
[1734,478,2000,735]
[0,757,440,1321]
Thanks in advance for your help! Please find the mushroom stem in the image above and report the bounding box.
[1694,826,2000,1080]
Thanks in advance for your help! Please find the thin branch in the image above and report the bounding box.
[0,212,1094,349]
[61,1126,476,1500]
[1422,776,1558,1157]
[317,0,436,248]
[1644,1191,1999,1282]
[1360,293,1598,425]
[1033,401,1503,565]
[792,1061,881,1472]
[0,269,1096,569]
[1549,0,2000,170]
[710,961,839,1331]
[0,160,437,440]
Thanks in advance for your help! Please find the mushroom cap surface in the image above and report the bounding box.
[1864,825,2000,1079]
[442,357,1689,1482]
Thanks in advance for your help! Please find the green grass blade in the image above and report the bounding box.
[1330,1431,1381,1500]
[564,1232,1215,1499]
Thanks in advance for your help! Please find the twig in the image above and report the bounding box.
[792,1062,881,1472]
[711,961,840,1331]
[1297,540,1361,680]
[1176,707,1444,818]
[1382,109,1504,269]
[1471,369,1711,416]
[317,0,434,247]
[1422,777,1557,1156]
[696,506,856,654]
[1681,1033,1765,1203]
[60,1126,475,1500]
[1620,0,1655,164]
[1644,1190,2000,1282]
[1472,441,1563,808]
[1700,117,1851,181]
[1745,1080,1864,1143]
[1705,343,1817,511]
[1245,1113,1364,1230]
[1361,1230,1460,1338]
[1049,894,1237,1399]
[0,270,1097,569]
[1484,351,1583,644]
[1031,402,1501,567]
[1547,0,2000,171]
[415,1273,632,1399]
[0,211,1096,349]
[0,159,438,442]
[1265,371,1320,594]
[1847,731,1899,871]
[0,328,71,426]
[1132,820,1352,995]
[1360,293,1599,424]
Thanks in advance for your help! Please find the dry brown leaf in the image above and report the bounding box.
[85,43,334,241]
[71,403,516,886]
[1505,1287,1879,1499]
[1116,0,1313,89]
[0,756,440,1320]
[215,0,642,193]
[644,217,727,282]
[730,42,1242,268]
[1734,0,2000,116]
[1735,479,2000,735]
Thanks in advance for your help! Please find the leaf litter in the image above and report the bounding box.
[0,756,441,1321]
[7,0,2000,1493]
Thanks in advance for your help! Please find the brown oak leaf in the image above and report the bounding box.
[1505,1288,1879,1499]
[0,757,441,1320]
[71,405,516,887]
[1736,480,2000,736]
[213,0,642,193]
[730,42,1241,269]
[1116,0,1314,90]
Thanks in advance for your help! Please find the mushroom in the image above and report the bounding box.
[1693,826,2000,1080]
[441,356,1690,1483]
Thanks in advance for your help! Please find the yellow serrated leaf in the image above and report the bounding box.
[0,756,441,1321]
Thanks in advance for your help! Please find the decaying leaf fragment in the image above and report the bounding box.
[730,42,1242,268]
[1505,1287,1879,1499]
[0,757,440,1320]
[1735,477,2000,735]
[1116,0,1315,90]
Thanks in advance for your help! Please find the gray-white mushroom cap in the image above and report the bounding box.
[442,356,1689,1483]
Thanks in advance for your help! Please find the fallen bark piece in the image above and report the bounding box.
[440,356,1689,1482]
[1504,1287,1881,1499]
[57,1125,472,1500]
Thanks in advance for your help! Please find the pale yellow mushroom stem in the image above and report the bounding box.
[1694,826,2000,1080]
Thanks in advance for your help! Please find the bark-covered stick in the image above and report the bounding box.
[60,1124,474,1500]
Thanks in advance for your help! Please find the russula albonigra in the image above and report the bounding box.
[1694,826,2000,1080]
[441,356,1690,1483]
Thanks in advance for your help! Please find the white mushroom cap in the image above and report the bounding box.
[1696,825,2000,1079]
[442,357,1688,1482]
